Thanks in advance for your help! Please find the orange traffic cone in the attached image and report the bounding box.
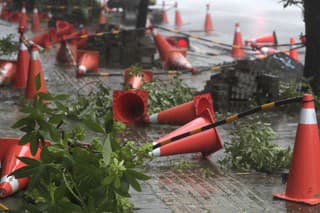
[13,30,30,89]
[56,20,71,37]
[0,2,9,20]
[273,94,320,205]
[161,1,169,24]
[145,93,214,125]
[0,138,43,198]
[124,69,153,89]
[113,90,148,124]
[25,45,47,99]
[8,11,20,23]
[289,37,299,62]
[245,31,278,46]
[76,50,99,77]
[99,9,107,26]
[56,40,77,66]
[204,4,213,34]
[32,32,51,49]
[31,7,41,33]
[0,61,17,85]
[48,27,58,43]
[152,29,197,74]
[150,109,223,157]
[231,23,245,58]
[174,2,183,28]
[19,2,28,30]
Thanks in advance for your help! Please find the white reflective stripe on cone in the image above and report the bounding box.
[149,113,158,123]
[79,65,87,73]
[0,176,19,193]
[31,50,40,60]
[299,108,317,124]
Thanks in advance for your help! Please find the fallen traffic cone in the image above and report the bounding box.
[32,32,51,49]
[161,1,169,24]
[150,109,223,157]
[76,50,99,77]
[145,93,214,125]
[124,69,153,89]
[25,45,47,99]
[152,29,197,73]
[0,138,43,198]
[231,23,245,58]
[56,40,77,66]
[31,7,41,33]
[56,20,71,37]
[18,2,28,30]
[13,29,30,89]
[245,31,278,47]
[113,90,148,124]
[258,47,279,56]
[273,94,320,205]
[174,2,183,28]
[62,28,88,48]
[204,4,213,34]
[289,37,299,62]
[0,61,17,86]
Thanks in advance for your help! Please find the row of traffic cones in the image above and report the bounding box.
[161,2,213,34]
[12,28,47,99]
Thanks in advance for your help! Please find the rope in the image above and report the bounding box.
[152,96,303,149]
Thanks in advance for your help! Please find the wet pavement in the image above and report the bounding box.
[0,1,317,212]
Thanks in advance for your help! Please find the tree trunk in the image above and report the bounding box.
[304,0,320,95]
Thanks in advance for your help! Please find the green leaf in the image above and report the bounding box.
[127,170,150,181]
[18,157,41,166]
[49,127,61,142]
[125,175,141,192]
[102,135,112,166]
[82,118,105,134]
[12,116,32,129]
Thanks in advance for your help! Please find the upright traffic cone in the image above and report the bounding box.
[113,90,148,124]
[0,61,17,86]
[56,40,77,66]
[99,9,107,26]
[124,69,153,89]
[31,7,41,33]
[204,4,213,34]
[13,28,30,89]
[245,31,278,47]
[25,45,47,99]
[231,23,245,58]
[0,2,9,20]
[161,1,169,24]
[152,29,197,74]
[273,94,320,205]
[76,50,99,77]
[19,2,28,30]
[289,37,299,62]
[174,2,183,28]
[0,138,43,198]
[146,93,214,125]
[150,109,223,157]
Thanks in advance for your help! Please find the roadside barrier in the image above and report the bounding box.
[152,96,303,150]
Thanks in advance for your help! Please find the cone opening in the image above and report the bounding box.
[0,184,10,198]
[117,93,145,123]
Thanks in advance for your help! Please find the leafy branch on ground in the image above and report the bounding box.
[219,119,292,173]
[141,76,194,114]
[12,86,152,212]
[0,34,16,56]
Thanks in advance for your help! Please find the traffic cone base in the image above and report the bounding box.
[273,94,320,205]
[113,90,148,124]
[147,93,214,125]
[151,109,223,157]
